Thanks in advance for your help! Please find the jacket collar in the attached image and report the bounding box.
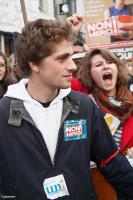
[8,98,36,127]
[61,93,80,126]
[8,92,80,127]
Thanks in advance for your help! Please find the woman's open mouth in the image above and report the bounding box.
[103,73,112,81]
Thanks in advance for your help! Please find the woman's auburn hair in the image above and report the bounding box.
[78,48,129,92]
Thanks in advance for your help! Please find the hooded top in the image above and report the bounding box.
[5,78,71,162]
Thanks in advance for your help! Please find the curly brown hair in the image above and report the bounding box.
[15,19,74,76]
[78,48,128,92]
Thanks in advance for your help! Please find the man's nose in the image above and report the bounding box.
[68,59,77,71]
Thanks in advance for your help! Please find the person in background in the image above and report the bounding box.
[8,53,24,81]
[104,0,133,42]
[71,51,88,94]
[124,59,133,92]
[0,16,133,200]
[72,32,85,78]
[71,48,133,200]
[72,32,85,54]
[71,31,88,90]
[73,48,133,155]
[0,52,16,98]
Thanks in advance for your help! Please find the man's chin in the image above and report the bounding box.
[59,84,71,89]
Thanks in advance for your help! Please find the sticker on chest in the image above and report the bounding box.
[64,119,87,141]
[43,174,69,199]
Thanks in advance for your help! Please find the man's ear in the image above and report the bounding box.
[28,61,39,72]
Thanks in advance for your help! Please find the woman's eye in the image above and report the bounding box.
[95,63,102,67]
[107,60,113,64]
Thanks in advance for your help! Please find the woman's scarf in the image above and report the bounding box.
[92,87,133,126]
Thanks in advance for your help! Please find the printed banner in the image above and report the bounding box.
[87,18,119,38]
[84,0,133,48]
[110,47,133,59]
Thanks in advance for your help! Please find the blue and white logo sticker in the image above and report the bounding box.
[43,174,69,199]
[64,119,87,141]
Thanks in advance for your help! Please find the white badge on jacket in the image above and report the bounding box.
[43,174,69,199]
[104,113,120,135]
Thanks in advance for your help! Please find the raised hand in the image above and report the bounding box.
[66,13,84,35]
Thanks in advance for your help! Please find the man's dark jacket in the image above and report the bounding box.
[0,91,133,200]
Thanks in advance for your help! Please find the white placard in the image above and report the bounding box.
[0,0,39,33]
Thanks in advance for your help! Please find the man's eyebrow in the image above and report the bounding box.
[55,53,72,60]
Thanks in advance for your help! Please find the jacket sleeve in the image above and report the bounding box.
[0,135,16,198]
[101,153,133,199]
[89,100,133,199]
[0,164,16,198]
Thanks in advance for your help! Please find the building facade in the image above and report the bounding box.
[0,0,55,56]
[0,0,84,56]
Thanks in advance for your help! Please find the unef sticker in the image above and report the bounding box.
[43,174,69,199]
[104,113,120,135]
[64,119,87,141]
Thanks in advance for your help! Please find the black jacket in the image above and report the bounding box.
[0,91,133,200]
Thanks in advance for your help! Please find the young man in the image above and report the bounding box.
[0,17,133,200]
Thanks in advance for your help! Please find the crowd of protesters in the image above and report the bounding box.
[0,14,132,200]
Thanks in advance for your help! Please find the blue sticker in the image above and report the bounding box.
[64,119,87,141]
